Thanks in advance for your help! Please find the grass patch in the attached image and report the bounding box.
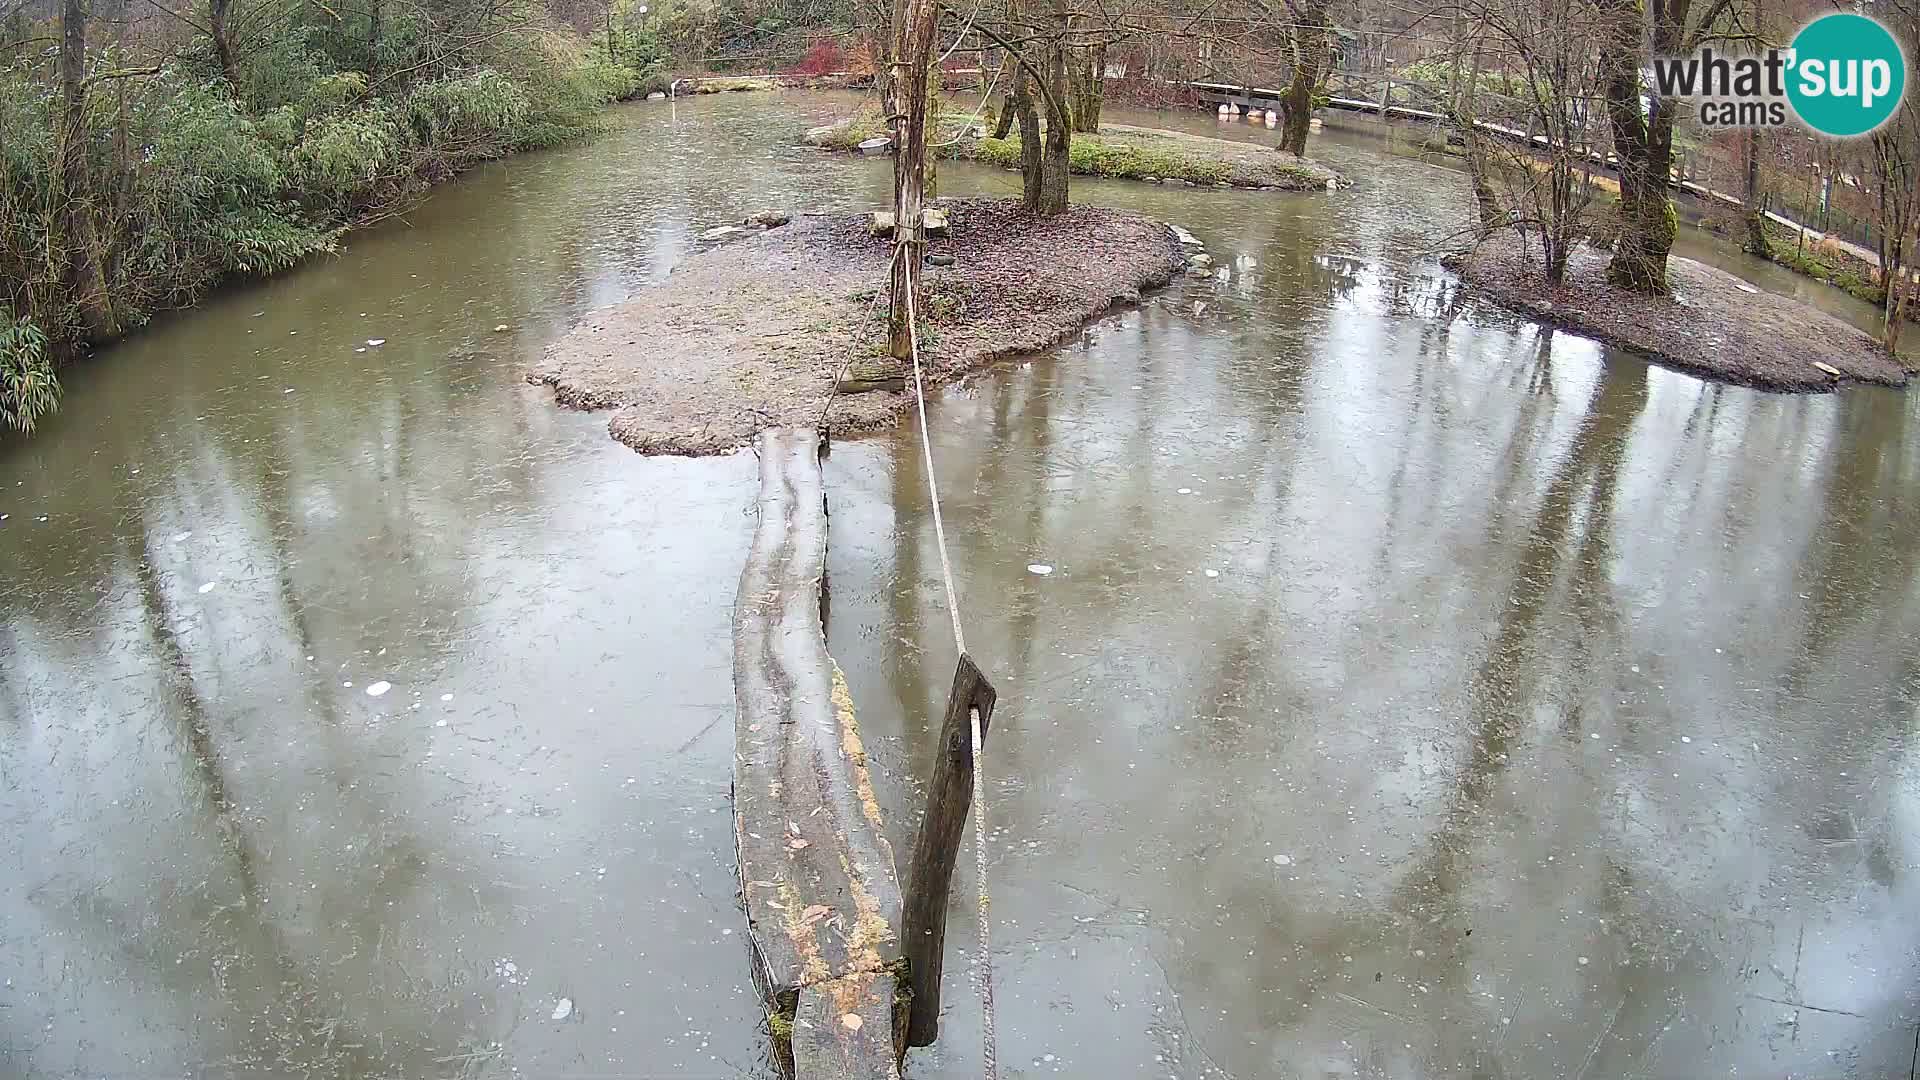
[966,133,1230,184]
[946,126,1337,190]
[1762,223,1888,306]
[692,77,773,94]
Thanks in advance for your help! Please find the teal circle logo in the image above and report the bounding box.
[1787,13,1906,137]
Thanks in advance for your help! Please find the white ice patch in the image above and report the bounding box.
[1273,854,1292,866]
[367,338,386,347]
[551,998,573,1021]
[197,581,218,594]
[1027,564,1054,576]
[440,692,454,702]
[366,681,392,697]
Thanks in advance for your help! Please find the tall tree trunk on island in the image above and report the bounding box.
[368,0,383,76]
[1453,47,1504,232]
[886,0,937,360]
[1871,126,1918,355]
[1596,0,1677,293]
[1280,0,1330,157]
[1033,10,1071,217]
[1012,60,1045,211]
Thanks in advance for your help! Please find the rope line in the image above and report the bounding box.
[818,245,903,432]
[902,247,998,1080]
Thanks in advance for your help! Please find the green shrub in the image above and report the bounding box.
[0,6,659,433]
[408,69,532,147]
[0,311,57,435]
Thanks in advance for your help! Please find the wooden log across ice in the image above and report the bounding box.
[733,428,905,1079]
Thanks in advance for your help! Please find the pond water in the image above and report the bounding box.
[2,90,1915,1078]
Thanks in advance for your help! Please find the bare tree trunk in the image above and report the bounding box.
[1596,0,1676,293]
[1280,0,1329,156]
[209,0,240,89]
[1033,7,1070,216]
[55,0,112,337]
[986,48,1014,138]
[1872,131,1916,354]
[886,0,937,360]
[1012,60,1044,211]
[5,5,30,53]
[1742,128,1770,256]
[1453,49,1503,232]
[1069,41,1104,132]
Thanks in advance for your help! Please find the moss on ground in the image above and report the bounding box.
[807,110,1339,190]
[969,134,1233,184]
[949,126,1336,190]
[1763,227,1888,306]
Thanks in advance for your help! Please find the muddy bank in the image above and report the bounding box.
[1448,233,1910,391]
[531,198,1185,454]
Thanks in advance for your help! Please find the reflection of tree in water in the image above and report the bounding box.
[1311,254,1368,303]
[25,466,488,1078]
[1127,358,1650,1077]
[1783,388,1920,693]
[129,521,389,1076]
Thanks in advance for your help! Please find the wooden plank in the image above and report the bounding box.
[734,427,904,1078]
[901,653,997,1047]
[793,972,904,1080]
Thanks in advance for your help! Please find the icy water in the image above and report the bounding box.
[3,91,1917,1078]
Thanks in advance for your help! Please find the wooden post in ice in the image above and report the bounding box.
[901,653,996,1047]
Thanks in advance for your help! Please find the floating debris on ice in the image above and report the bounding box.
[366,681,392,697]
[366,338,386,347]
